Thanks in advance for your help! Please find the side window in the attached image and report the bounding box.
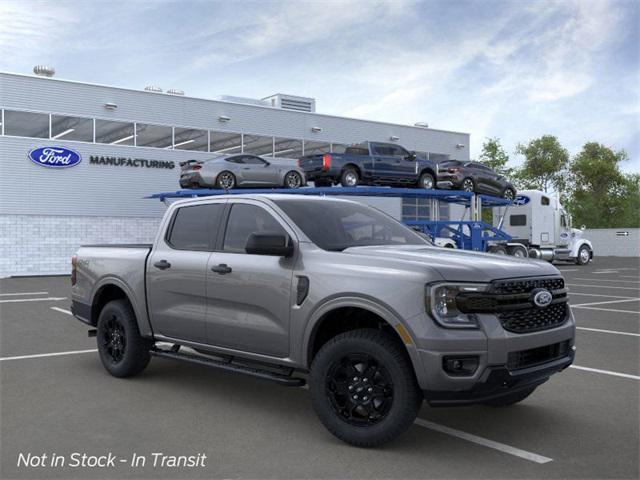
[390,145,410,158]
[223,204,287,253]
[372,144,391,156]
[225,156,244,164]
[167,204,224,251]
[561,215,567,227]
[541,196,550,206]
[242,155,267,165]
[510,215,527,226]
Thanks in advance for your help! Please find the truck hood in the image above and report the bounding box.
[342,245,560,282]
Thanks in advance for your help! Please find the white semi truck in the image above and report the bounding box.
[492,190,594,265]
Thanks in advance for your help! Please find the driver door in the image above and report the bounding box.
[205,200,296,357]
[237,155,273,185]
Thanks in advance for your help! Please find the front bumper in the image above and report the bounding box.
[423,350,574,406]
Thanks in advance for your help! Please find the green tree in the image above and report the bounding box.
[515,135,569,193]
[565,142,638,228]
[479,137,513,176]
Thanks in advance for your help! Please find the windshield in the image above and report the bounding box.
[273,199,430,251]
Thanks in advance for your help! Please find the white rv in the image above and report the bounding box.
[492,190,594,265]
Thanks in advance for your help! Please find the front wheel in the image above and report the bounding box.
[418,172,435,190]
[576,245,591,265]
[284,170,303,189]
[97,300,152,378]
[310,329,422,447]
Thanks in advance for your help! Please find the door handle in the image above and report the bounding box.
[211,264,232,275]
[153,260,171,270]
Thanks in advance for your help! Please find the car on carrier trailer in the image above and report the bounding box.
[71,194,575,447]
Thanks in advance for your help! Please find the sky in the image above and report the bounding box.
[1,0,638,172]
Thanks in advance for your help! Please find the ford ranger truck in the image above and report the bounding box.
[298,141,438,189]
[71,195,575,447]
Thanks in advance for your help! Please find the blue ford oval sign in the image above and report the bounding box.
[28,146,82,168]
[513,195,530,206]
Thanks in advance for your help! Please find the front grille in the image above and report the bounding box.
[499,302,568,333]
[457,276,569,334]
[491,277,565,295]
[507,340,571,370]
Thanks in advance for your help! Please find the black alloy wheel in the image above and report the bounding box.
[326,353,394,426]
[284,171,303,189]
[103,315,126,364]
[503,188,516,201]
[462,178,475,192]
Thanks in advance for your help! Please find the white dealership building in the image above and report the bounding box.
[0,69,470,277]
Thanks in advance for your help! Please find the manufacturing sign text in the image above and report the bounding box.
[90,156,175,169]
[29,147,82,168]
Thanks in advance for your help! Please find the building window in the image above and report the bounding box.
[402,198,430,221]
[243,134,274,156]
[273,137,303,159]
[95,119,135,145]
[210,131,243,154]
[135,123,173,148]
[303,140,331,155]
[173,127,208,151]
[3,110,49,138]
[429,153,451,163]
[50,114,93,142]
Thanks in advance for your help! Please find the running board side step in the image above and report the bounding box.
[150,348,305,387]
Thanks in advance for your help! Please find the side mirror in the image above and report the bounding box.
[245,233,293,257]
[407,151,417,161]
[581,225,586,231]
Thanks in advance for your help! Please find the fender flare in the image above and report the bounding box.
[90,276,153,338]
[570,238,593,258]
[301,295,426,382]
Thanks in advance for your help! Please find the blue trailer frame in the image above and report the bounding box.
[147,187,512,252]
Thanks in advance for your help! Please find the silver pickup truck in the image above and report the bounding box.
[71,194,575,447]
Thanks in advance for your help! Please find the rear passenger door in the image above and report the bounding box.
[205,200,296,357]
[147,202,225,343]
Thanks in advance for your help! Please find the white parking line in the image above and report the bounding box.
[558,268,579,272]
[0,349,97,362]
[620,275,640,279]
[566,283,640,291]
[0,291,49,296]
[571,305,640,314]
[593,271,620,274]
[0,297,67,304]
[414,419,553,464]
[569,292,636,299]
[51,307,72,315]
[576,327,640,337]
[571,298,639,307]
[570,365,640,380]
[574,278,640,284]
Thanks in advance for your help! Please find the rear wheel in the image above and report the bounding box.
[462,177,475,192]
[216,171,236,189]
[507,244,528,258]
[97,300,152,378]
[340,168,359,187]
[483,386,537,407]
[503,188,516,201]
[488,245,508,255]
[310,329,422,447]
[576,245,591,265]
[418,172,435,190]
[284,171,303,189]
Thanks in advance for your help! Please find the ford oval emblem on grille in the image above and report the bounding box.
[533,289,553,308]
[28,146,82,168]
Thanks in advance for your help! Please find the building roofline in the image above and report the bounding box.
[0,71,470,137]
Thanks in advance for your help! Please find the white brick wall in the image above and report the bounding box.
[0,214,161,277]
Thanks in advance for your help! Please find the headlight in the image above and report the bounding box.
[426,283,489,329]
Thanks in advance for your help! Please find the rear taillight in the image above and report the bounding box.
[192,165,202,171]
[297,159,301,167]
[448,167,460,173]
[71,255,77,286]
[322,154,332,171]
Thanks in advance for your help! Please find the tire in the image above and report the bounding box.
[418,172,435,190]
[507,244,528,258]
[483,386,537,407]
[340,168,359,187]
[310,329,422,447]
[461,177,475,192]
[96,299,153,378]
[216,171,236,189]
[284,171,303,189]
[488,245,508,255]
[576,245,591,265]
[503,188,516,201]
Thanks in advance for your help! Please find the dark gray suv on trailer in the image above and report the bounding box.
[437,160,516,199]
